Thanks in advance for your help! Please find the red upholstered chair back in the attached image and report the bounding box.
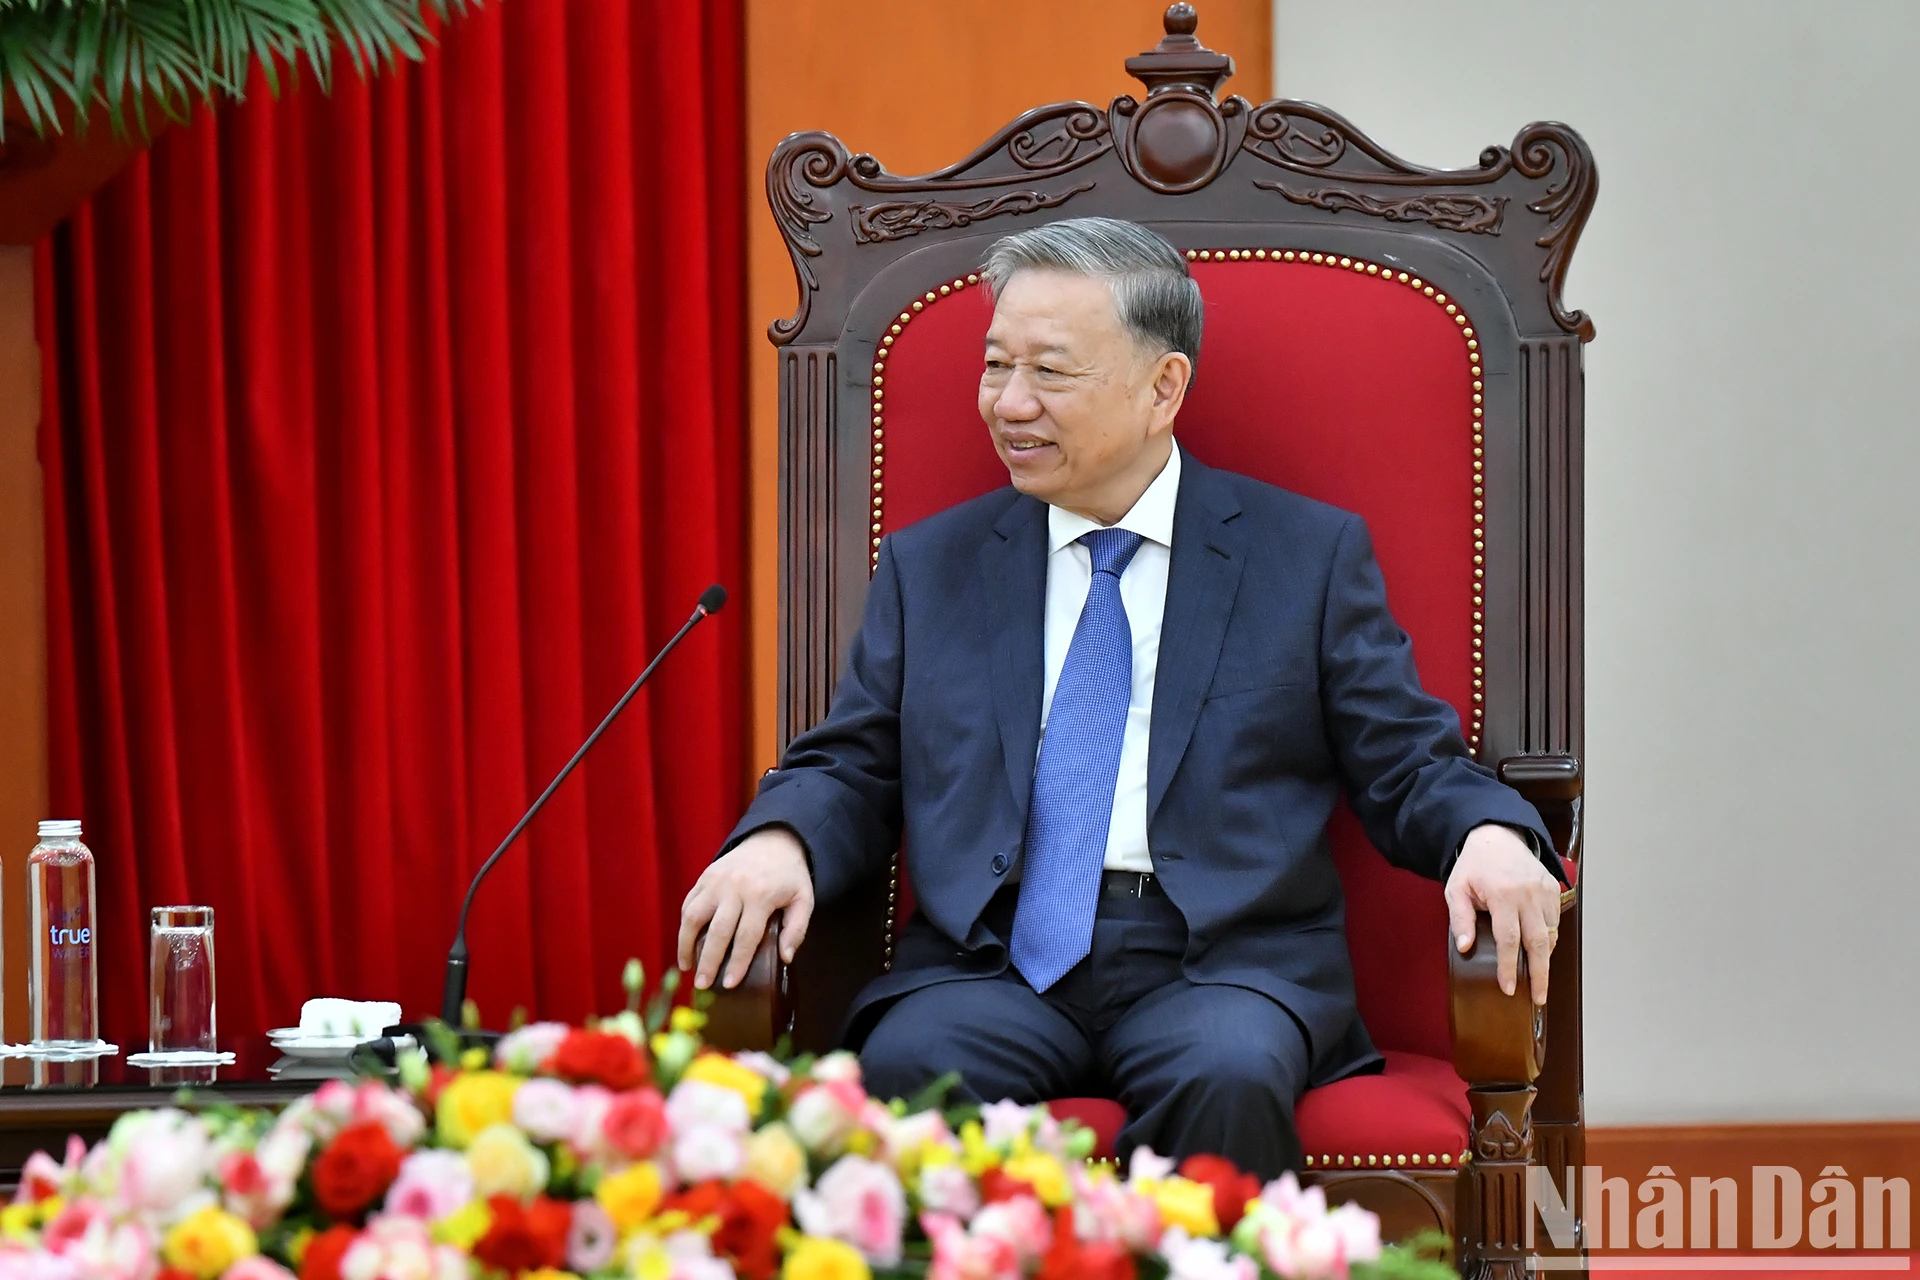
[876,256,1482,1058]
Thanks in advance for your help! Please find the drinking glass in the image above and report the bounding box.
[149,906,216,1055]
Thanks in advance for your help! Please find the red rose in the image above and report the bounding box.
[1038,1208,1137,1280]
[473,1194,571,1274]
[711,1180,790,1280]
[601,1087,667,1159]
[661,1180,725,1220]
[547,1029,649,1091]
[157,1270,200,1280]
[311,1121,403,1222]
[979,1166,1038,1204]
[299,1225,359,1280]
[1178,1154,1262,1231]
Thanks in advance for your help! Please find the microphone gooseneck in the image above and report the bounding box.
[439,584,728,1026]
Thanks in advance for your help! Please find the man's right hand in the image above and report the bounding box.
[676,827,815,990]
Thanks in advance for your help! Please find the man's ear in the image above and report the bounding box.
[1150,350,1193,423]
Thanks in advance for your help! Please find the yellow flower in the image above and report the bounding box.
[596,1162,664,1233]
[782,1236,871,1280]
[669,1006,708,1034]
[467,1123,552,1200]
[844,1129,875,1157]
[435,1200,492,1250]
[522,1271,582,1280]
[959,1120,999,1177]
[744,1122,809,1198]
[286,1226,315,1267]
[0,1204,35,1242]
[32,1197,62,1227]
[681,1053,769,1118]
[162,1206,258,1280]
[1150,1176,1222,1237]
[436,1070,520,1148]
[1001,1152,1071,1207]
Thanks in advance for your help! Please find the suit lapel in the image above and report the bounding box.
[1148,456,1246,821]
[981,493,1049,825]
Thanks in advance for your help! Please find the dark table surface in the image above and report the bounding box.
[0,1036,374,1189]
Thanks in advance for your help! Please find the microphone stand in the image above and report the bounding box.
[401,586,726,1047]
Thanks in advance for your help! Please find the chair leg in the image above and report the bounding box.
[1460,1084,1539,1280]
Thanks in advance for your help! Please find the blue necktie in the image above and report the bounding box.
[1011,527,1145,992]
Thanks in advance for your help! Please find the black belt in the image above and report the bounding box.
[1099,869,1164,898]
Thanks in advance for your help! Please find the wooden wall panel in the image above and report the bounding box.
[743,0,1274,769]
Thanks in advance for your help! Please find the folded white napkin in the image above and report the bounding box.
[297,999,401,1038]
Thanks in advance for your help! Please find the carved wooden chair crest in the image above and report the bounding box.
[717,7,1594,1276]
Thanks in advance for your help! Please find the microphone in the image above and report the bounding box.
[437,584,728,1027]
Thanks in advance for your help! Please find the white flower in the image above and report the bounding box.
[793,1155,907,1267]
[116,1111,214,1223]
[664,1079,751,1135]
[494,1021,571,1074]
[1160,1226,1260,1280]
[809,1051,863,1086]
[978,1101,1038,1148]
[511,1078,580,1144]
[671,1125,746,1184]
[731,1051,791,1086]
[918,1162,980,1219]
[786,1086,861,1158]
[1128,1145,1177,1184]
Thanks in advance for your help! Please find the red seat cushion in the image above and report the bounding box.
[1048,1051,1468,1166]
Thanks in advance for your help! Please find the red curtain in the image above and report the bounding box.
[33,0,749,1050]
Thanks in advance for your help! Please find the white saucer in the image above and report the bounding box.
[267,1028,368,1062]
[127,1050,236,1067]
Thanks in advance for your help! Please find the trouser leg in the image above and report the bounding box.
[1102,978,1312,1179]
[858,974,1095,1106]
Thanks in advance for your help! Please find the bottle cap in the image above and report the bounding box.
[37,820,82,840]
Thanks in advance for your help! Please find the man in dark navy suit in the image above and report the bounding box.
[678,217,1565,1177]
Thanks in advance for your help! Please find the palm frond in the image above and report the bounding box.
[0,0,480,141]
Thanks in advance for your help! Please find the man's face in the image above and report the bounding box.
[978,268,1190,523]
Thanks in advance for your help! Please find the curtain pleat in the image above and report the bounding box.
[35,0,750,1047]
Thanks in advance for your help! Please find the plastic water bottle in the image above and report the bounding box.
[29,820,98,1047]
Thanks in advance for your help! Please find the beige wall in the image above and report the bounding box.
[1277,0,1920,1124]
[744,0,1273,774]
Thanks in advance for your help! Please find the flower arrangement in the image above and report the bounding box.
[0,966,1456,1280]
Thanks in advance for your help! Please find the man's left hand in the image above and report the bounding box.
[1445,824,1561,1005]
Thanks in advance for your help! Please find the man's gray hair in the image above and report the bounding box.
[981,217,1202,370]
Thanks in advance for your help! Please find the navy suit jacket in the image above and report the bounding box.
[728,451,1555,1084]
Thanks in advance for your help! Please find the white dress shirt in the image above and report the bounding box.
[1040,441,1182,874]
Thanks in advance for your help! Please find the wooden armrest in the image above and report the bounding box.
[1448,911,1546,1086]
[696,920,785,1053]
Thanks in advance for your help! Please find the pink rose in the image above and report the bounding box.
[218,1150,291,1229]
[383,1151,473,1223]
[566,1201,616,1273]
[1129,1145,1177,1183]
[793,1155,906,1267]
[224,1259,298,1280]
[15,1137,85,1205]
[511,1079,580,1145]
[45,1214,153,1280]
[569,1085,613,1160]
[1328,1202,1382,1265]
[978,1101,1039,1148]
[809,1051,863,1087]
[922,1213,1021,1280]
[918,1163,981,1220]
[0,1246,82,1280]
[350,1082,426,1150]
[118,1111,212,1218]
[969,1195,1052,1266]
[340,1214,464,1280]
[1070,1167,1161,1251]
[601,1088,668,1160]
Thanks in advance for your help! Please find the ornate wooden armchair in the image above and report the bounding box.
[710,8,1593,1277]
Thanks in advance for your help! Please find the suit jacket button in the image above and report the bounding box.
[990,853,1009,875]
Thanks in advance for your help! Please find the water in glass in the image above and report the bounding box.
[149,906,217,1054]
